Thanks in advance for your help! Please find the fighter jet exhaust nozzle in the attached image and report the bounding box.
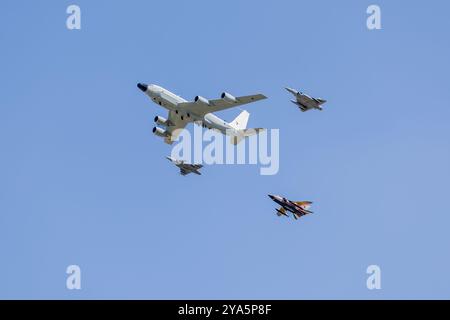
[153,126,168,138]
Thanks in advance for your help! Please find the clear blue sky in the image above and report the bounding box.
[1,0,450,299]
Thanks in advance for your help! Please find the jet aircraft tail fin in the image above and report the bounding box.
[295,201,313,211]
[230,110,250,130]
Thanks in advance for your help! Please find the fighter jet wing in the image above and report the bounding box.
[296,96,314,108]
[179,168,190,176]
[177,94,267,116]
[313,98,327,104]
[164,110,191,144]
[291,209,311,220]
[276,207,289,217]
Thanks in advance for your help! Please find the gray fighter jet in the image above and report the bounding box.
[285,87,327,112]
[166,156,202,176]
[268,194,313,220]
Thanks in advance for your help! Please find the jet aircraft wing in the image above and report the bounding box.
[180,168,190,176]
[296,95,314,107]
[164,110,191,144]
[276,207,289,217]
[313,98,327,104]
[177,94,267,116]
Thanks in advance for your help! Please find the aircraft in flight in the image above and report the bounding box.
[268,194,313,220]
[166,156,202,176]
[285,87,327,112]
[137,83,267,145]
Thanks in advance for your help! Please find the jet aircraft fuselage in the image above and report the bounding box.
[139,84,245,136]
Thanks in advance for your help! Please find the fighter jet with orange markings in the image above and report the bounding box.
[268,194,313,220]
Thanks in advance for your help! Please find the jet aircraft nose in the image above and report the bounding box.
[285,87,297,95]
[137,83,148,92]
[268,194,282,202]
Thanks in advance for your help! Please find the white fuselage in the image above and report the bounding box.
[145,84,237,134]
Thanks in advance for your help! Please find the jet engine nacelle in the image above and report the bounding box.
[154,116,168,127]
[221,92,237,104]
[152,126,168,138]
[194,96,210,106]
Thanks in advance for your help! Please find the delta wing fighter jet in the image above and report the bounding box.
[285,87,327,112]
[268,194,313,220]
[166,156,202,176]
[138,83,267,145]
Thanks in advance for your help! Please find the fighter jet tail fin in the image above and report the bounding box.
[294,201,313,211]
[230,110,250,130]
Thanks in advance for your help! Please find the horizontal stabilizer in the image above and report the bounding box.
[230,128,265,145]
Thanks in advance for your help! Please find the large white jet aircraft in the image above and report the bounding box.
[137,83,267,145]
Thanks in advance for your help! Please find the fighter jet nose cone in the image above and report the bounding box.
[285,87,296,94]
[137,83,148,92]
[268,194,275,200]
